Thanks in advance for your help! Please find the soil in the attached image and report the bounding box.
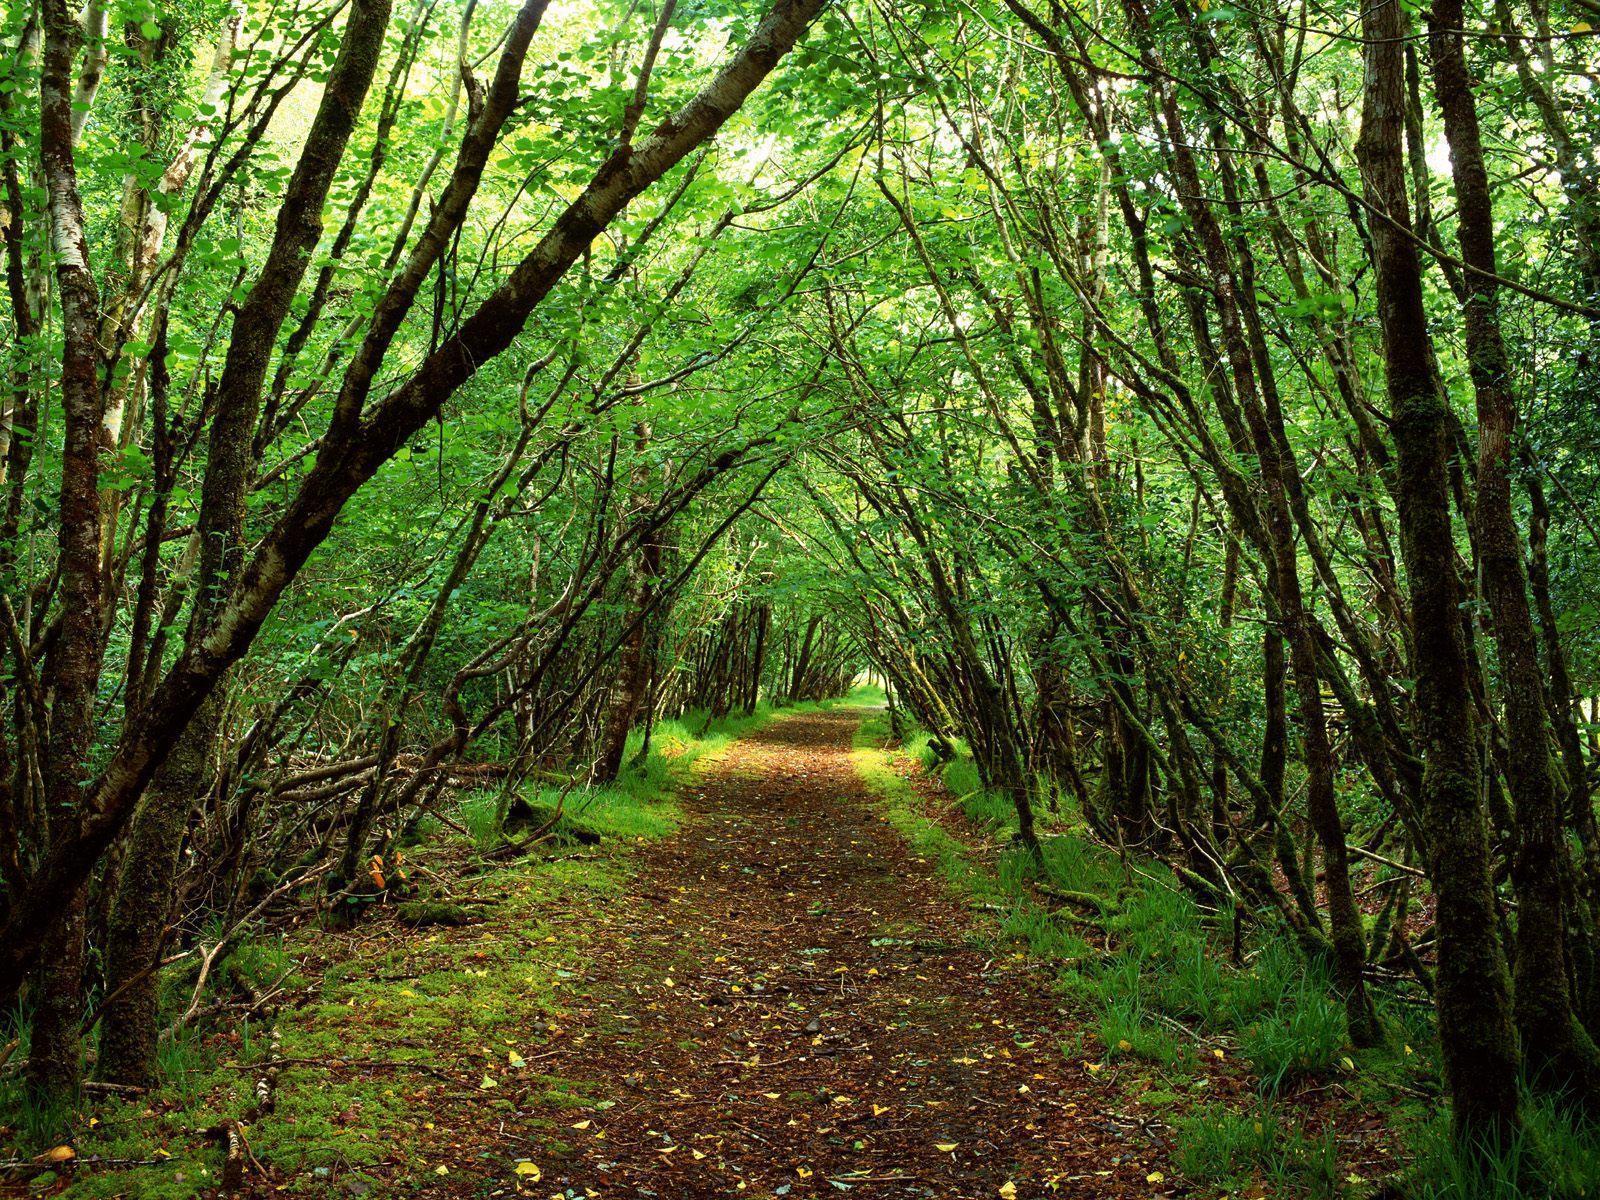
[414,708,1170,1198]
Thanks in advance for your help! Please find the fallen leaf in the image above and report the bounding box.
[935,1142,958,1153]
[999,1183,1018,1199]
[513,1161,541,1179]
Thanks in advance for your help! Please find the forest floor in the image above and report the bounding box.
[418,705,1172,1199]
[13,705,1182,1199]
[329,706,1168,1198]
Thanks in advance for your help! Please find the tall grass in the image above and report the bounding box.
[1172,1103,1341,1198]
[1406,1094,1600,1199]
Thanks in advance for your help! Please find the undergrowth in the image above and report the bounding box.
[0,697,846,1197]
[852,714,1600,1199]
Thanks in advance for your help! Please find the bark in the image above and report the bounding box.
[95,727,206,1084]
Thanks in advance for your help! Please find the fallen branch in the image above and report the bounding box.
[165,863,333,1039]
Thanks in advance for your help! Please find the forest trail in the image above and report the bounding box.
[402,709,1169,1199]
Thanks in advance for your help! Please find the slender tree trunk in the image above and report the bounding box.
[1357,0,1521,1145]
[1428,0,1600,1094]
[30,0,112,1099]
[596,511,664,781]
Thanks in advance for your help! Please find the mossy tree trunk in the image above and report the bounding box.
[1357,0,1522,1146]
[1428,0,1600,1096]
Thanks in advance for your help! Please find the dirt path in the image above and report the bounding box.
[488,708,1167,1199]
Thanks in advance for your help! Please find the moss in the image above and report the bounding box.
[393,899,476,928]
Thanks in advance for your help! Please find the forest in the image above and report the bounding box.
[0,0,1598,1192]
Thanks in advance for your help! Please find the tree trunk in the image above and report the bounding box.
[595,509,665,782]
[96,705,212,1085]
[1428,0,1600,1094]
[1357,0,1521,1145]
[29,0,112,1100]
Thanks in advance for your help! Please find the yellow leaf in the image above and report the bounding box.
[935,1142,959,1153]
[434,1165,449,1176]
[796,1166,813,1178]
[40,1146,75,1163]
[572,1120,592,1130]
[513,1162,542,1179]
[1116,1039,1132,1052]
[999,1183,1019,1199]
[1339,1056,1356,1072]
[1147,1171,1165,1184]
[480,1074,499,1089]
[872,1104,890,1117]
[1213,1048,1225,1059]
[508,1050,527,1068]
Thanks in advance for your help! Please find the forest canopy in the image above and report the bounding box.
[1,0,1599,1189]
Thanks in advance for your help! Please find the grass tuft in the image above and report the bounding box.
[1172,1103,1340,1198]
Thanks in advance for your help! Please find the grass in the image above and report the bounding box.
[1400,1090,1600,1199]
[1172,1103,1341,1198]
[0,695,847,1198]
